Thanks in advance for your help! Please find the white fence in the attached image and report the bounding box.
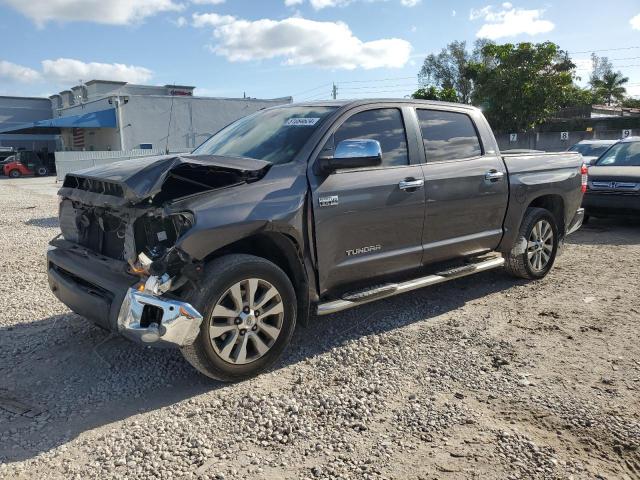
[55,148,192,181]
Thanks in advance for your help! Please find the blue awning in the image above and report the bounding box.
[0,108,117,134]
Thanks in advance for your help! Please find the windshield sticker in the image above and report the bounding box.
[285,118,320,126]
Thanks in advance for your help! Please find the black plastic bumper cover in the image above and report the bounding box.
[47,245,139,331]
[583,193,640,215]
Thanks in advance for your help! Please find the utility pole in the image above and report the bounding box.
[331,82,338,100]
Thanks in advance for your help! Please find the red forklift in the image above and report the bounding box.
[2,151,55,178]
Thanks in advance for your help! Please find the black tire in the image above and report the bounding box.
[582,214,590,225]
[504,207,559,280]
[180,254,297,382]
[35,166,48,176]
[8,169,21,178]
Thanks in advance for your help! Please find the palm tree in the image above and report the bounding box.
[593,71,629,106]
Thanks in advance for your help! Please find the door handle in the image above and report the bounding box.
[485,170,505,182]
[399,178,424,191]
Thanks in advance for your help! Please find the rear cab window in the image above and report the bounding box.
[416,109,482,162]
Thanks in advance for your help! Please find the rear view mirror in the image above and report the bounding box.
[319,139,382,172]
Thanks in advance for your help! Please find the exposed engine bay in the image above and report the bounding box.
[56,154,271,290]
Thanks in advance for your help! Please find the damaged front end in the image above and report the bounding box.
[49,154,271,348]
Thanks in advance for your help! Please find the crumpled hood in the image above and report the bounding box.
[60,154,272,205]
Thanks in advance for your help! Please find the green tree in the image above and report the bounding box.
[467,42,576,132]
[411,86,459,102]
[418,39,491,104]
[592,71,629,106]
[622,97,640,108]
[589,54,613,88]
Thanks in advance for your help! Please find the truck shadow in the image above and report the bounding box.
[0,269,515,464]
[565,216,640,247]
[24,216,60,229]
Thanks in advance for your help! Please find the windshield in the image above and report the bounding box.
[193,106,337,164]
[596,142,640,166]
[569,143,612,158]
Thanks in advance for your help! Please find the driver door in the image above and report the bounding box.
[310,107,426,295]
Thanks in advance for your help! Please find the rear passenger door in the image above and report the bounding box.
[415,108,508,263]
[311,107,426,295]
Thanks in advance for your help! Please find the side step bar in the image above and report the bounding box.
[316,255,505,316]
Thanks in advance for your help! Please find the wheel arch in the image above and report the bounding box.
[201,232,312,326]
[527,194,565,237]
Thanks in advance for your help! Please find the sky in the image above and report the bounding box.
[1,0,640,101]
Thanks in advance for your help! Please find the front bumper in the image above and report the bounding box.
[47,241,202,348]
[117,289,203,348]
[583,193,640,216]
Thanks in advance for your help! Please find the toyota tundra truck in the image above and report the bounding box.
[47,100,586,381]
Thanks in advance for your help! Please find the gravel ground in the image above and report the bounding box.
[1,181,639,480]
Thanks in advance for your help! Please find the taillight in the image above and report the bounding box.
[581,164,588,193]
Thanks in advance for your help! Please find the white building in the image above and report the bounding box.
[1,80,291,153]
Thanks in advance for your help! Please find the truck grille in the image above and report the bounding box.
[589,181,640,194]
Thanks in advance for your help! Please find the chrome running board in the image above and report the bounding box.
[316,255,505,316]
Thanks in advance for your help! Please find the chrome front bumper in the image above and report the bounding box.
[117,288,203,348]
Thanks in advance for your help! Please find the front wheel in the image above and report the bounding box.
[8,169,21,178]
[181,254,297,382]
[505,207,559,280]
[35,166,48,176]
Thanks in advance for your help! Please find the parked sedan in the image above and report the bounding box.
[569,140,616,165]
[583,137,640,220]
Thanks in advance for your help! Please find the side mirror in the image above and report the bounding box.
[588,157,599,166]
[319,139,382,173]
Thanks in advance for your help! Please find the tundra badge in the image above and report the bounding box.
[346,245,381,256]
[319,195,339,207]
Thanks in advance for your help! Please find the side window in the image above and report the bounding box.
[417,109,482,162]
[333,108,409,167]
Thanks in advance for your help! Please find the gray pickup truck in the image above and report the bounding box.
[48,100,585,381]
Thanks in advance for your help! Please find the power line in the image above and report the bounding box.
[338,76,417,85]
[291,82,332,98]
[340,83,419,91]
[569,46,640,55]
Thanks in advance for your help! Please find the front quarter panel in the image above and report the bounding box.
[174,162,309,260]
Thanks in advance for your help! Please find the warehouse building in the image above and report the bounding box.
[0,96,57,152]
[0,81,292,152]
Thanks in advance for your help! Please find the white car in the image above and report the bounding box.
[569,140,616,165]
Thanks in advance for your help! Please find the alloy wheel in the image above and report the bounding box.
[208,278,284,365]
[527,219,554,272]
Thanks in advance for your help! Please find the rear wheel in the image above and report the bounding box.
[35,166,48,176]
[8,169,21,178]
[181,254,297,382]
[505,207,559,280]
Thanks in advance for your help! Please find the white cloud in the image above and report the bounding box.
[174,16,188,27]
[631,13,640,30]
[0,0,183,26]
[0,60,41,82]
[190,0,225,4]
[452,9,456,17]
[309,0,347,8]
[470,3,554,39]
[200,15,411,69]
[41,58,153,84]
[192,12,235,27]
[289,0,419,8]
